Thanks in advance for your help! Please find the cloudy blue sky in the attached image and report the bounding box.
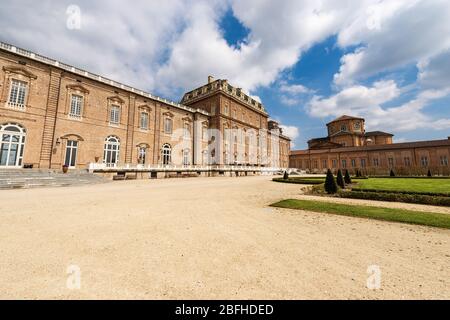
[1,0,449,148]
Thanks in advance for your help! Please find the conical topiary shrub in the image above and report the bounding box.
[427,169,432,177]
[283,171,289,180]
[344,169,352,184]
[390,169,396,177]
[336,169,345,189]
[324,169,338,194]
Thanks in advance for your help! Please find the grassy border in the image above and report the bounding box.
[271,199,450,229]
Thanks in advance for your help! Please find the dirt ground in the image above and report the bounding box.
[0,176,448,300]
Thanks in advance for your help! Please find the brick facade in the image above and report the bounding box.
[0,43,290,170]
[290,115,450,175]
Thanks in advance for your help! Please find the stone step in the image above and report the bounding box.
[0,170,107,190]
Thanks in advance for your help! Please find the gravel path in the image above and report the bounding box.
[0,176,448,299]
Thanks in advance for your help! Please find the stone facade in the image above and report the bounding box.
[0,42,290,170]
[290,115,450,175]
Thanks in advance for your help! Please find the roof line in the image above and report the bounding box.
[0,41,209,116]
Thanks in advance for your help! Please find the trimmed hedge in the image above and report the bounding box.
[338,190,450,207]
[351,187,450,198]
[367,176,450,179]
[272,178,325,185]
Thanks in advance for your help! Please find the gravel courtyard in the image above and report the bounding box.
[0,176,448,299]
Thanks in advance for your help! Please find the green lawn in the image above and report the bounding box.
[271,199,450,229]
[354,178,450,195]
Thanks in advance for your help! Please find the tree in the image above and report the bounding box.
[336,169,345,189]
[427,169,432,177]
[283,171,289,180]
[344,170,352,184]
[390,169,395,177]
[324,169,338,194]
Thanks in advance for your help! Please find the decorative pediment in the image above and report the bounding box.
[138,104,152,112]
[202,121,209,127]
[66,84,89,94]
[163,111,174,118]
[182,116,193,122]
[60,134,84,141]
[136,143,150,148]
[3,65,37,79]
[107,95,125,104]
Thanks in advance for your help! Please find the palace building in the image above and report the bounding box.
[0,42,290,172]
[290,115,450,176]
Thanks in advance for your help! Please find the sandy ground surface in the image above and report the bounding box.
[0,176,448,300]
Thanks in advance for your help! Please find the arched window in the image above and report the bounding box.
[0,123,26,167]
[103,136,120,167]
[161,144,171,165]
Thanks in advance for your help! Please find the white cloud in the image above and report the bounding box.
[307,80,450,132]
[334,0,450,86]
[1,0,449,136]
[280,83,312,95]
[307,80,400,118]
[279,125,300,148]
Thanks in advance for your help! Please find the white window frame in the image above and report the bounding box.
[103,136,120,167]
[164,118,173,134]
[138,146,147,165]
[110,105,120,125]
[69,94,83,119]
[183,149,190,166]
[8,79,28,111]
[183,123,190,139]
[140,112,149,130]
[64,140,78,168]
[0,123,26,167]
[440,156,448,166]
[161,144,172,165]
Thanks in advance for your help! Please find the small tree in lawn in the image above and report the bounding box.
[336,169,345,189]
[390,169,396,177]
[283,171,289,180]
[427,169,432,177]
[344,169,352,184]
[324,169,338,194]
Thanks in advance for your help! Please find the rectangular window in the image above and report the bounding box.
[421,156,428,167]
[211,105,216,115]
[322,159,327,169]
[342,159,347,168]
[164,118,173,134]
[351,159,356,167]
[313,160,318,169]
[223,105,229,115]
[140,112,149,130]
[404,157,411,166]
[184,123,190,138]
[440,156,449,166]
[361,159,366,168]
[373,158,379,167]
[69,95,83,118]
[388,157,394,167]
[110,105,120,125]
[8,79,27,109]
[332,159,337,168]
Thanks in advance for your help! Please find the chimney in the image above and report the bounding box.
[208,75,214,84]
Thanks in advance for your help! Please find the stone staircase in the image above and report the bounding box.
[0,169,108,190]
